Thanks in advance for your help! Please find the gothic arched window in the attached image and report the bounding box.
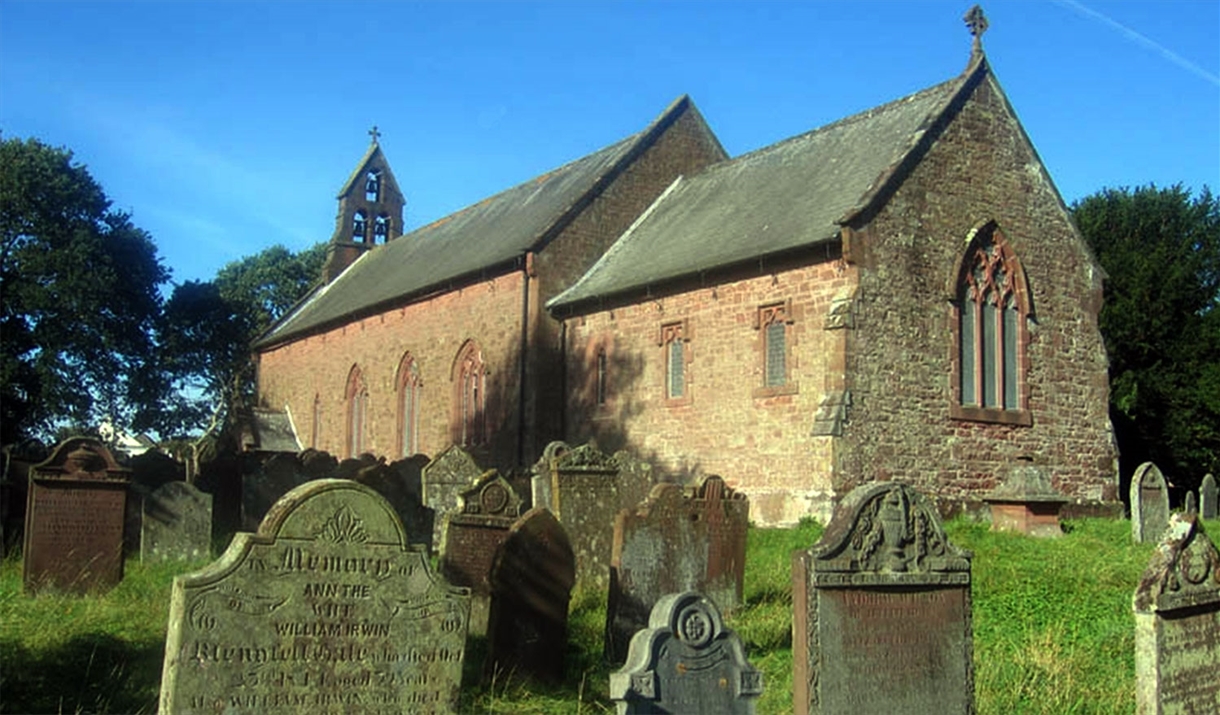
[396,353,421,457]
[952,223,1032,424]
[345,366,369,457]
[353,210,367,242]
[374,215,389,244]
[451,341,486,447]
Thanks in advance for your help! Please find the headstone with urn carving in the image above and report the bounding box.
[791,481,974,715]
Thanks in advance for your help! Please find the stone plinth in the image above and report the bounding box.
[1133,509,1220,714]
[159,479,470,714]
[983,460,1067,538]
[792,482,974,715]
[23,438,131,594]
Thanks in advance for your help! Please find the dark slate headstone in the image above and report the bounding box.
[606,476,749,663]
[792,482,974,715]
[1132,461,1171,544]
[422,446,483,549]
[439,470,523,635]
[160,479,471,714]
[1200,473,1217,520]
[241,452,307,531]
[610,590,763,714]
[23,438,131,594]
[485,507,575,685]
[142,481,212,562]
[534,441,622,589]
[352,458,435,553]
[1133,510,1220,714]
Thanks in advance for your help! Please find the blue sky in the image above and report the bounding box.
[2,1,1216,287]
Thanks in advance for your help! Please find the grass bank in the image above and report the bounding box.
[0,516,1183,714]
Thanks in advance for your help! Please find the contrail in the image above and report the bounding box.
[1055,0,1219,88]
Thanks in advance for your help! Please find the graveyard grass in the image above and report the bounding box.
[0,517,1189,714]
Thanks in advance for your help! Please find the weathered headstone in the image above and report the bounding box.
[1200,474,1217,520]
[533,441,622,589]
[610,590,763,714]
[606,476,749,662]
[241,452,307,531]
[142,481,213,562]
[23,438,131,594]
[982,458,1068,538]
[792,481,974,715]
[439,469,523,635]
[160,479,470,714]
[485,507,575,684]
[1132,462,1171,544]
[1133,509,1220,714]
[352,458,435,552]
[422,445,483,549]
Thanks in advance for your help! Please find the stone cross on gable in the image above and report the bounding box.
[368,125,381,144]
[964,5,989,55]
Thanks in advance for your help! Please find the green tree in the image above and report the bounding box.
[1072,185,1220,493]
[158,243,324,440]
[0,136,169,443]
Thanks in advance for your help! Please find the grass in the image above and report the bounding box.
[0,516,1200,714]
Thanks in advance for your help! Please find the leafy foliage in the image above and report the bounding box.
[1072,185,1220,492]
[157,243,324,436]
[0,136,170,443]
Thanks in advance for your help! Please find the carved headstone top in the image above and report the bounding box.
[31,437,129,483]
[813,482,971,586]
[1134,510,1220,613]
[550,441,617,473]
[458,470,522,519]
[984,459,1067,504]
[610,591,762,714]
[423,445,482,485]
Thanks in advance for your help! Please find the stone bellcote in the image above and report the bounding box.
[323,126,406,283]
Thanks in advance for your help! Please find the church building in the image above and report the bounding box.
[255,16,1117,525]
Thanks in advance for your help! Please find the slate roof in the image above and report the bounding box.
[548,72,968,311]
[242,408,301,453]
[258,97,696,349]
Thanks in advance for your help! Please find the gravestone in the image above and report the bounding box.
[792,481,974,715]
[1200,473,1217,520]
[1133,509,1220,714]
[352,458,435,552]
[982,459,1068,538]
[610,590,763,714]
[160,479,471,714]
[606,476,749,662]
[241,452,307,531]
[533,441,623,589]
[1132,462,1171,544]
[142,481,213,562]
[485,507,575,684]
[439,469,523,635]
[422,446,483,549]
[23,438,131,594]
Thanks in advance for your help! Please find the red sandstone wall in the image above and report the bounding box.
[839,73,1117,504]
[563,259,852,525]
[257,271,527,467]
